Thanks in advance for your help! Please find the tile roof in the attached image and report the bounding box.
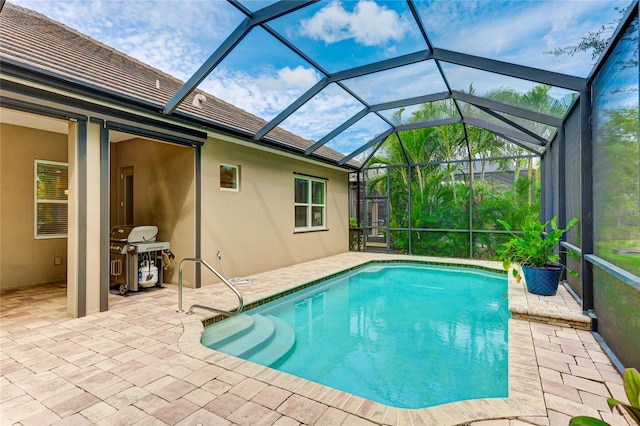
[0,3,351,166]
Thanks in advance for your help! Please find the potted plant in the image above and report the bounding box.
[497,216,579,296]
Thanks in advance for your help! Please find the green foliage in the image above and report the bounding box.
[595,240,640,274]
[473,177,540,229]
[568,417,610,426]
[497,216,579,274]
[569,368,640,426]
[349,217,362,251]
[349,217,358,228]
[594,104,640,276]
[363,85,577,258]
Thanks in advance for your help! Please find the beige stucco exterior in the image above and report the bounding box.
[0,5,352,318]
[0,123,68,290]
[199,137,350,285]
[1,118,350,315]
[109,137,196,285]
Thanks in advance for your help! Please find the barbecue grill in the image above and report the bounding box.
[109,225,172,294]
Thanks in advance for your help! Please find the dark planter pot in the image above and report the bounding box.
[522,264,563,296]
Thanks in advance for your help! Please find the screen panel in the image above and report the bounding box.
[592,15,640,277]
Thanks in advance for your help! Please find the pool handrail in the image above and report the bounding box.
[177,257,244,317]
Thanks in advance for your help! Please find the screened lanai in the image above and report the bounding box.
[3,0,639,369]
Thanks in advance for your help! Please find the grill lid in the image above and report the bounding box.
[110,225,158,243]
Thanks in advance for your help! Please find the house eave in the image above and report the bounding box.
[0,59,358,171]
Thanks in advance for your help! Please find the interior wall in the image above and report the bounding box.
[200,137,349,285]
[0,123,68,290]
[111,137,194,284]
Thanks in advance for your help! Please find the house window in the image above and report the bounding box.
[220,164,239,191]
[294,177,325,231]
[35,160,68,239]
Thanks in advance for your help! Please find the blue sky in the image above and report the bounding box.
[11,0,630,154]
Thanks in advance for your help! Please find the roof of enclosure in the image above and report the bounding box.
[1,0,633,169]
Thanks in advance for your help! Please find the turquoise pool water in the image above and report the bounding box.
[223,263,509,408]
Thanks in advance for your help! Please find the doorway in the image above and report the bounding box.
[0,108,70,315]
[119,166,134,225]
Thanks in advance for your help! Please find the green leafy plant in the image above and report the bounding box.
[349,216,358,228]
[569,368,640,425]
[497,216,579,277]
[349,217,362,251]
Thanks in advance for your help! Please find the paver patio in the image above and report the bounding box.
[0,252,633,425]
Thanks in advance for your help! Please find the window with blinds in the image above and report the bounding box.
[35,160,68,239]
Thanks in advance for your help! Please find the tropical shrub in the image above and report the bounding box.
[363,85,570,259]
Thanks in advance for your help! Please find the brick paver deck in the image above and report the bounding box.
[0,253,632,425]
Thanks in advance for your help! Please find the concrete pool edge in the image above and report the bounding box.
[178,254,549,425]
[202,258,508,327]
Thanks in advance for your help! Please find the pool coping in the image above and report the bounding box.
[202,259,507,327]
[178,256,550,425]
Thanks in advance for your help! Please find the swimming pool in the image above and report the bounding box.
[203,262,509,409]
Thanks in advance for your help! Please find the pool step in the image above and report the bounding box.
[215,314,275,357]
[245,315,296,366]
[202,313,296,366]
[201,313,255,348]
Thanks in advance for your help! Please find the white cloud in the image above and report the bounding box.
[277,84,365,141]
[12,0,238,79]
[199,65,322,120]
[15,0,236,40]
[267,66,319,91]
[325,114,391,154]
[110,31,207,81]
[13,0,625,153]
[300,0,410,46]
[300,1,351,44]
[420,0,626,76]
[343,60,447,105]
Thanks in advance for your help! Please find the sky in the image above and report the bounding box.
[10,0,630,155]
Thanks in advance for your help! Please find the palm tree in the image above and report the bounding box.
[362,85,569,258]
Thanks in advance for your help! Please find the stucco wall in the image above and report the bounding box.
[110,135,349,287]
[200,137,350,284]
[0,123,68,290]
[111,137,195,284]
[1,124,349,293]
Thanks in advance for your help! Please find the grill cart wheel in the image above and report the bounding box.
[119,284,127,295]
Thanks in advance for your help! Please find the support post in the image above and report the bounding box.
[557,127,567,276]
[100,122,110,312]
[580,90,594,314]
[195,145,202,288]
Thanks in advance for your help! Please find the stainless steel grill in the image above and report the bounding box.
[109,225,171,294]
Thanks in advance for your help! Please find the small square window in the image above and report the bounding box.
[220,164,240,191]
